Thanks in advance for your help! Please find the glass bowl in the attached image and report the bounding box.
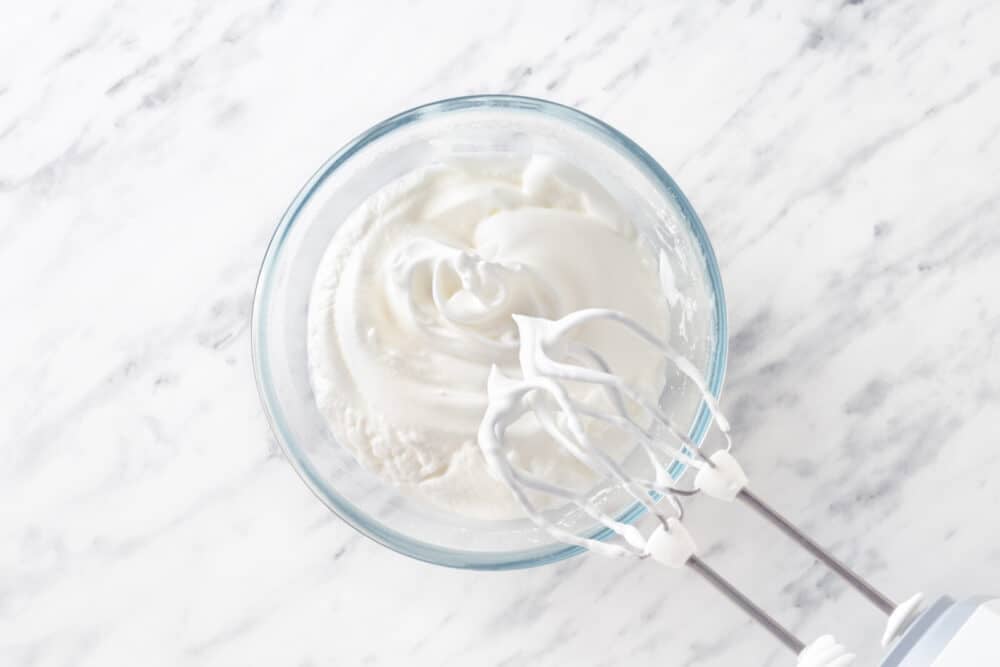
[251,95,727,570]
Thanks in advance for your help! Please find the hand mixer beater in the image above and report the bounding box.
[478,308,999,666]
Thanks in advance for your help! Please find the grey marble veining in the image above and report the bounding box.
[3,1,1000,665]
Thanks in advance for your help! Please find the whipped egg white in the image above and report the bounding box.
[307,155,670,519]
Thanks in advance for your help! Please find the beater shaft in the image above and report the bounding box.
[687,555,806,654]
[738,488,896,616]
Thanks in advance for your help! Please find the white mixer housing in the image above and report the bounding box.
[881,597,1000,666]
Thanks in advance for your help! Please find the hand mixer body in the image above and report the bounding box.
[881,597,1000,666]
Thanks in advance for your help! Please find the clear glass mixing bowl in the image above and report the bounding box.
[251,95,727,569]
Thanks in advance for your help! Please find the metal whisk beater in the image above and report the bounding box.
[478,309,929,666]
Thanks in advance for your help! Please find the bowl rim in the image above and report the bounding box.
[251,94,728,570]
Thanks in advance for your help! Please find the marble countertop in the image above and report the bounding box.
[4,1,1000,665]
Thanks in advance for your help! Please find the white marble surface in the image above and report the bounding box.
[3,1,1000,665]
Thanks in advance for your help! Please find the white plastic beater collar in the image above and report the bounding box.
[694,450,749,501]
[882,593,925,647]
[797,635,856,667]
[645,518,698,568]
